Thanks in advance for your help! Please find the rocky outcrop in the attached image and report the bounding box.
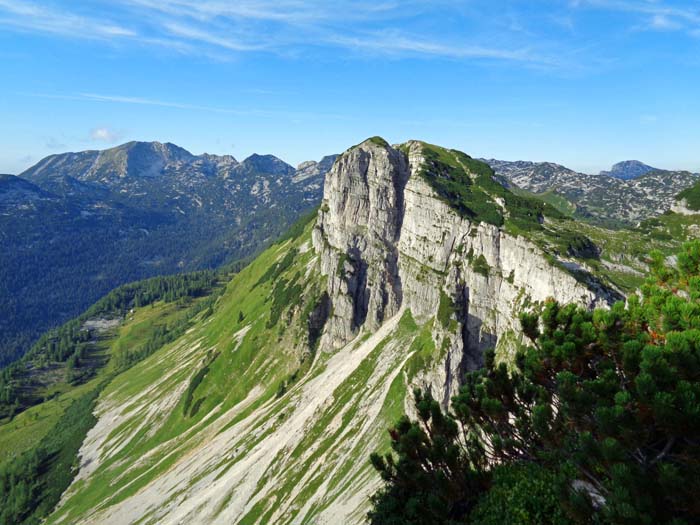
[314,139,618,403]
[313,143,410,343]
[671,198,700,215]
[485,158,699,225]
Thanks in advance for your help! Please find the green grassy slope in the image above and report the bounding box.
[0,304,204,462]
[415,141,565,232]
[0,293,217,525]
[33,214,458,525]
[410,141,671,296]
[0,271,221,425]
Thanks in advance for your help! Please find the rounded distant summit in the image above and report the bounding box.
[599,160,656,180]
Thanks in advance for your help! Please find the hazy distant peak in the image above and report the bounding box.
[600,160,656,180]
[199,152,238,164]
[239,153,295,176]
[318,154,339,171]
[294,154,339,183]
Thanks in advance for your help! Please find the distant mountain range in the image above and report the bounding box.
[482,158,699,226]
[3,142,699,365]
[0,141,337,364]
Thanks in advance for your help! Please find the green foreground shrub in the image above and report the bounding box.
[370,241,700,524]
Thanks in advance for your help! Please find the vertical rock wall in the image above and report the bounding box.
[313,139,617,402]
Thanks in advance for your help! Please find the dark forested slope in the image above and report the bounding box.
[0,142,336,365]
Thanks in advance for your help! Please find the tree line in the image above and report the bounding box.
[0,270,220,421]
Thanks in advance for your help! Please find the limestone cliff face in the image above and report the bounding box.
[313,139,618,403]
[313,143,409,343]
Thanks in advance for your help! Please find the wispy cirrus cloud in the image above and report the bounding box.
[0,0,135,39]
[161,22,267,52]
[22,91,359,122]
[20,91,569,131]
[571,0,700,34]
[650,14,683,31]
[9,0,693,70]
[0,0,565,68]
[119,0,428,24]
[0,0,205,56]
[323,30,558,66]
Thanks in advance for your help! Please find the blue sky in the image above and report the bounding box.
[1,0,699,174]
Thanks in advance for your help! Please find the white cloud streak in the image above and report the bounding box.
[23,92,359,121]
[325,31,553,64]
[120,0,422,24]
[0,0,135,39]
[162,22,267,52]
[0,0,561,67]
[8,0,692,68]
[572,0,700,34]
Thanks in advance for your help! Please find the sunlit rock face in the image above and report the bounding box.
[314,138,617,403]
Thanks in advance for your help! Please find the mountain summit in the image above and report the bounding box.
[22,141,196,184]
[599,160,656,180]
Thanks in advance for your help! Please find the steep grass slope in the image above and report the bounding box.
[0,294,217,525]
[47,217,424,524]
